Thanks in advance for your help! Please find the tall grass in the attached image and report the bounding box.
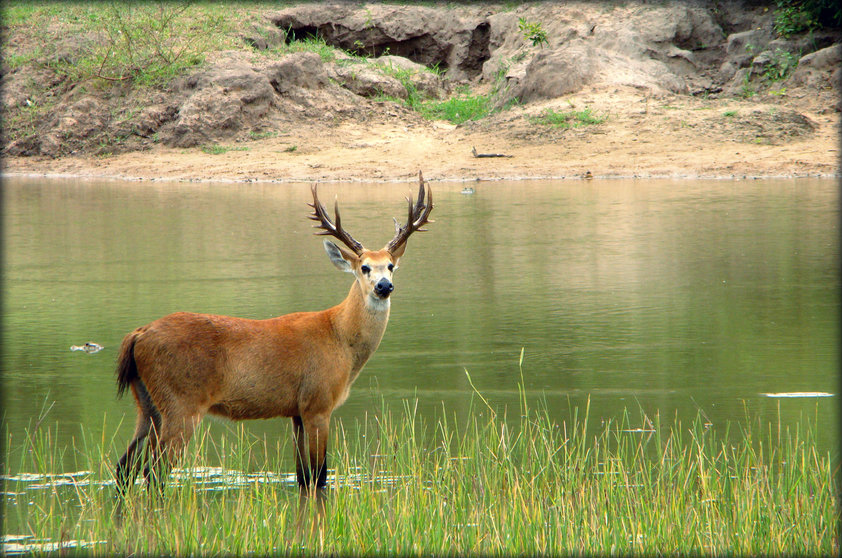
[3,388,837,556]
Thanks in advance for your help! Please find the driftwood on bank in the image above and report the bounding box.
[472,146,513,158]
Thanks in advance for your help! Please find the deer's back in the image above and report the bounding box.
[129,311,347,420]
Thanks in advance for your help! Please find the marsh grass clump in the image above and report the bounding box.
[3,379,838,555]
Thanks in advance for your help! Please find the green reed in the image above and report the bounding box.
[3,391,838,556]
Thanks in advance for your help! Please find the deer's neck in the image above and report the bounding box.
[331,281,390,374]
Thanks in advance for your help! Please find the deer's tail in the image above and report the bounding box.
[116,330,141,398]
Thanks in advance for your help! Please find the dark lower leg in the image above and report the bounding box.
[142,437,170,495]
[293,416,310,488]
[115,435,147,496]
[313,453,328,489]
[305,415,329,491]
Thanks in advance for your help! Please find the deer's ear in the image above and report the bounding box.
[389,240,407,261]
[324,240,355,273]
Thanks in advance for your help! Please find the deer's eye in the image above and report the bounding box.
[387,263,394,272]
[360,265,371,274]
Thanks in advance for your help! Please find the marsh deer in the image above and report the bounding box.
[114,172,433,493]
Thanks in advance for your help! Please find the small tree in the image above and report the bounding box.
[518,18,548,48]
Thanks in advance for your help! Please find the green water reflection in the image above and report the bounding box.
[2,177,838,471]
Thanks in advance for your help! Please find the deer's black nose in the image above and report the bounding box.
[374,278,394,298]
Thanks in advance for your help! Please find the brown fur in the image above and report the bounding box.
[114,278,393,492]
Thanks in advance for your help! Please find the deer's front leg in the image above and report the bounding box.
[304,413,330,490]
[292,416,309,488]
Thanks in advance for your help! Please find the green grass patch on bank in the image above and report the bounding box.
[530,107,608,129]
[278,35,342,63]
[3,381,837,556]
[419,93,494,124]
[200,144,250,155]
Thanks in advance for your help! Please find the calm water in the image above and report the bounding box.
[2,176,838,472]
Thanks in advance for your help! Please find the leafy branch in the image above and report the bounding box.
[518,18,549,48]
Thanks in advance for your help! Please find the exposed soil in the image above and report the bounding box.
[3,87,838,183]
[2,2,839,183]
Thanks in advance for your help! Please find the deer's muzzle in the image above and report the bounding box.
[374,278,394,298]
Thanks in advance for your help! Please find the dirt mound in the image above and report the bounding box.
[481,3,719,104]
[3,47,440,157]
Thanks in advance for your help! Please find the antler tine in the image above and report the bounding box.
[386,171,434,254]
[309,184,364,255]
[412,171,433,231]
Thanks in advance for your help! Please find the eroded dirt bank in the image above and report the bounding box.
[4,87,839,183]
[2,2,839,183]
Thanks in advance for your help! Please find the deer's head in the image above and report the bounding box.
[310,172,433,307]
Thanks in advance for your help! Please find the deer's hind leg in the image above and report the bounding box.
[143,404,204,494]
[115,379,161,496]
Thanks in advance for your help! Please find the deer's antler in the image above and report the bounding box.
[386,171,434,255]
[309,185,365,255]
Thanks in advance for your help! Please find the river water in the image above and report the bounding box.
[2,176,838,473]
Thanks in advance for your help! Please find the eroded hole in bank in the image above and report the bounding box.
[278,20,491,78]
